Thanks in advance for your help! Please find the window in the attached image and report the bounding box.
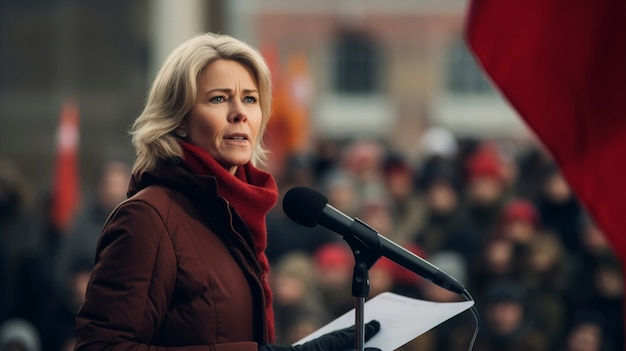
[446,38,494,94]
[333,31,381,94]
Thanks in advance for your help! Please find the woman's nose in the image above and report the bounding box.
[228,100,248,123]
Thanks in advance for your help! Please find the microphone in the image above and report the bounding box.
[282,186,466,294]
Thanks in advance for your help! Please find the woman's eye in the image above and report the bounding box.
[210,95,226,103]
[243,96,257,104]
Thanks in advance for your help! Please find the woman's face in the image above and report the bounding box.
[184,59,262,174]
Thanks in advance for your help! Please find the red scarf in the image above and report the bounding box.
[180,141,278,342]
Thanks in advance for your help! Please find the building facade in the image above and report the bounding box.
[0,0,523,193]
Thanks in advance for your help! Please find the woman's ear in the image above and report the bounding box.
[176,129,188,138]
[175,122,188,138]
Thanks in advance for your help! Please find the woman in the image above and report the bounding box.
[75,33,379,351]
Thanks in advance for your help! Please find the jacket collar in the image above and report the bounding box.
[128,158,219,198]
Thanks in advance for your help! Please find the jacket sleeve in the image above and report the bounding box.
[75,200,260,351]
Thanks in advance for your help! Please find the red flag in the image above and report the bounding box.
[466,0,626,343]
[50,98,81,233]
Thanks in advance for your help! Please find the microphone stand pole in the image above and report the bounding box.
[352,262,369,351]
[343,218,382,351]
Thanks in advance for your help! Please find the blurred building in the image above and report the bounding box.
[234,0,526,148]
[0,0,525,192]
[0,0,224,194]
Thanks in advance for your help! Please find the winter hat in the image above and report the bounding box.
[313,243,354,273]
[383,153,414,177]
[502,199,541,228]
[418,127,458,159]
[384,243,427,286]
[0,319,40,351]
[466,144,504,182]
[273,252,317,291]
[484,281,526,306]
[419,156,459,191]
[428,251,468,286]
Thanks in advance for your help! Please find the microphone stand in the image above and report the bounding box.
[352,262,369,351]
[343,218,382,351]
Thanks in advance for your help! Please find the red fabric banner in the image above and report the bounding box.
[465,0,626,261]
[465,1,626,345]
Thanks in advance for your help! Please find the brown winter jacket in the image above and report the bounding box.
[75,159,269,351]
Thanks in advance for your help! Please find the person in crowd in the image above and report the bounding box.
[265,156,336,264]
[317,169,360,218]
[310,138,343,181]
[568,215,615,304]
[40,258,93,351]
[420,251,468,304]
[413,126,459,169]
[356,183,395,238]
[415,156,479,264]
[519,233,569,348]
[53,160,130,307]
[311,243,355,319]
[339,139,386,190]
[574,252,624,349]
[270,253,328,344]
[497,198,541,247]
[0,159,44,326]
[513,142,554,200]
[376,244,426,300]
[456,281,548,351]
[403,251,473,351]
[562,311,614,351]
[565,217,623,348]
[265,207,336,265]
[0,319,40,351]
[367,258,396,299]
[534,165,584,253]
[74,32,379,351]
[488,199,545,293]
[460,143,511,241]
[469,236,520,299]
[381,153,425,245]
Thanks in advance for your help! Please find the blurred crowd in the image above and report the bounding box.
[0,159,131,351]
[265,127,624,351]
[0,127,623,351]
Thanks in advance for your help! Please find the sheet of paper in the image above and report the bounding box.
[294,292,474,351]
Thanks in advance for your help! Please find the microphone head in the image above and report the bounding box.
[282,186,328,227]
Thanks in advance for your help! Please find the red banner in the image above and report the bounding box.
[466,0,626,345]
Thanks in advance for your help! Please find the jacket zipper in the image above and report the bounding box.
[224,199,269,342]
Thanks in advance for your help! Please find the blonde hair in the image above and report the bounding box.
[130,32,272,174]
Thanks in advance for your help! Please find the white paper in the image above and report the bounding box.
[294,292,474,351]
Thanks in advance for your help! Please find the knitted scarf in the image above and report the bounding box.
[180,141,278,342]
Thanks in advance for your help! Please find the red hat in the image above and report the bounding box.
[383,243,426,286]
[313,243,354,272]
[502,199,540,227]
[466,145,504,181]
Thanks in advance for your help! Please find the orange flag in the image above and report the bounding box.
[50,98,81,233]
[262,45,313,177]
